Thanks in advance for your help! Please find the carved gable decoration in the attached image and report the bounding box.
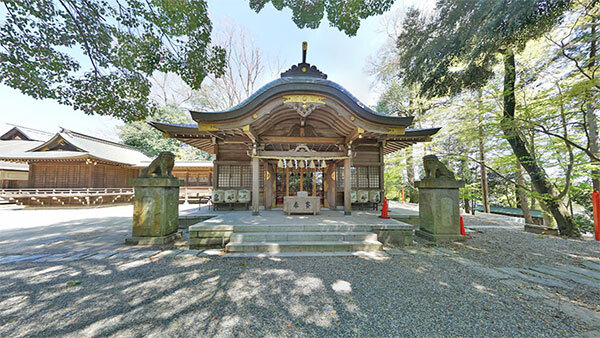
[282,95,325,118]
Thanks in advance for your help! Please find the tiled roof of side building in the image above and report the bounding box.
[0,129,150,166]
[0,140,44,154]
[0,124,54,141]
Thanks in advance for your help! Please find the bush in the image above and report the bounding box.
[573,213,594,233]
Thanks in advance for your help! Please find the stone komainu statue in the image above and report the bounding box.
[140,151,175,178]
[423,155,455,180]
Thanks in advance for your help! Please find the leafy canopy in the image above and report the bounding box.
[0,0,226,122]
[249,0,396,36]
[396,0,572,97]
[119,105,208,160]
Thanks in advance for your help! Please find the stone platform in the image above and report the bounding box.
[188,209,414,253]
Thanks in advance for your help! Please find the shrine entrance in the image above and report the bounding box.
[275,165,324,206]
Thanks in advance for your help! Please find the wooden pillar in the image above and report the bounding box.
[28,163,35,188]
[87,163,93,188]
[252,157,260,216]
[300,167,304,191]
[344,157,351,215]
[312,168,317,197]
[324,162,336,210]
[285,167,290,197]
[265,163,274,210]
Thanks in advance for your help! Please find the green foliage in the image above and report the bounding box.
[396,0,571,97]
[0,0,226,122]
[119,105,209,160]
[248,0,395,36]
[572,213,594,233]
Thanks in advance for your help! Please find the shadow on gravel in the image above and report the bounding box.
[0,253,589,337]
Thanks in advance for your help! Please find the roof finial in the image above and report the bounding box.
[302,41,307,64]
[280,41,327,79]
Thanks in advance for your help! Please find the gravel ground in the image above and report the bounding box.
[0,252,591,337]
[0,204,599,337]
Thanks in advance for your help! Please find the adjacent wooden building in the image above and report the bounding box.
[0,128,214,205]
[152,44,439,215]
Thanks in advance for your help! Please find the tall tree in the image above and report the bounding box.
[544,0,600,190]
[395,1,580,237]
[0,0,226,121]
[477,91,491,213]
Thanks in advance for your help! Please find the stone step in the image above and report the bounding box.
[225,240,383,253]
[230,224,372,233]
[229,231,378,243]
[225,251,389,258]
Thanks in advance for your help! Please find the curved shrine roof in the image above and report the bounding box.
[190,76,413,127]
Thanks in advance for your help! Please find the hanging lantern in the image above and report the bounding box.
[278,159,283,168]
[321,160,327,168]
[309,160,316,169]
[287,159,293,168]
[299,159,305,168]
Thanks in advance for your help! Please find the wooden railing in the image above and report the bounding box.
[0,188,134,197]
[0,186,213,206]
[0,188,134,206]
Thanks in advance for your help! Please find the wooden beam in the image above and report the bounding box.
[242,125,258,143]
[345,127,364,144]
[259,136,345,145]
[216,136,251,143]
[256,150,347,159]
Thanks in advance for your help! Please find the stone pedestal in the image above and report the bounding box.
[126,177,184,245]
[415,178,465,242]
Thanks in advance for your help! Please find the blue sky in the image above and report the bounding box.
[0,0,430,141]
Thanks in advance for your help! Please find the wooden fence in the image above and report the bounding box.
[0,186,213,206]
[0,188,134,206]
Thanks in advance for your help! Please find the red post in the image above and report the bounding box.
[593,191,600,241]
[460,216,466,236]
[379,198,390,219]
[401,186,405,204]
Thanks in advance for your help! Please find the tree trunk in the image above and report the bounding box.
[477,92,490,213]
[587,19,599,191]
[500,52,580,237]
[516,161,534,224]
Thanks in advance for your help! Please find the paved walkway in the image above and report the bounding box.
[0,205,599,336]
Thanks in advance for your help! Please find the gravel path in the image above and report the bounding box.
[0,252,591,337]
[0,205,599,337]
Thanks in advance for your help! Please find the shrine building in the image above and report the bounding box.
[151,43,439,216]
